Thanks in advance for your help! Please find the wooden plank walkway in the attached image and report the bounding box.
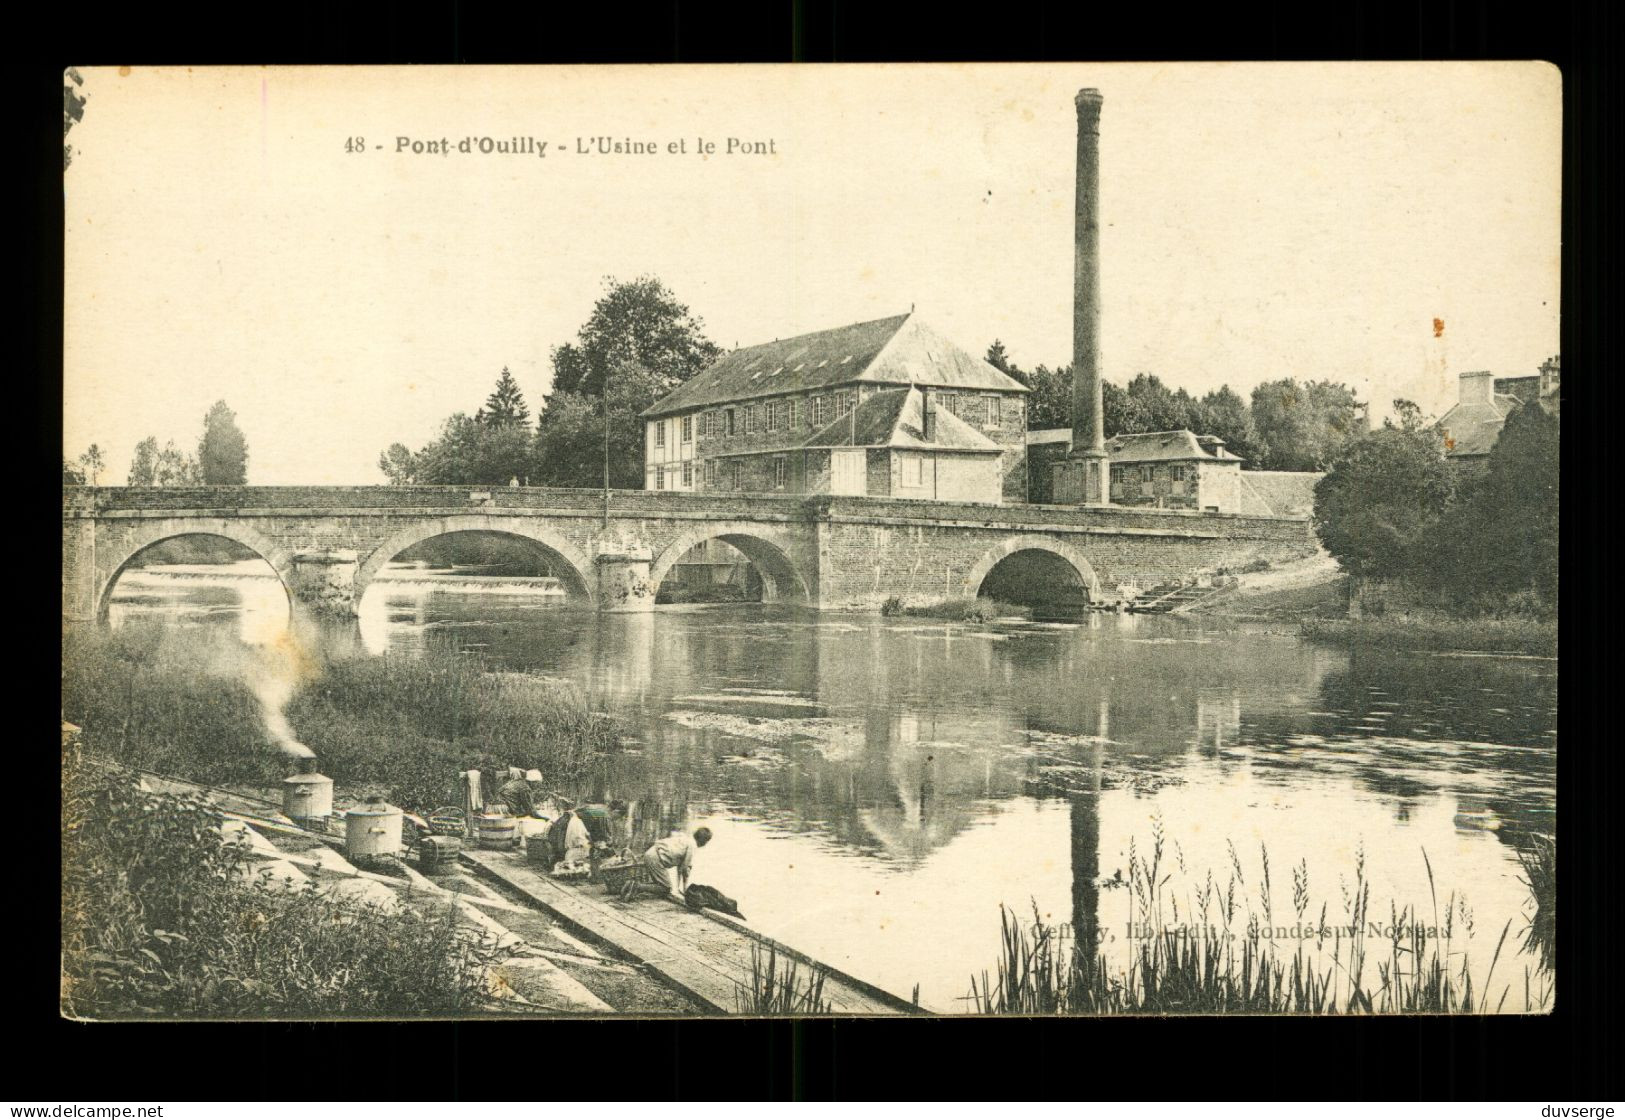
[461,848,924,1016]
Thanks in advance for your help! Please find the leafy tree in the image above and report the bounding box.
[197,401,249,484]
[1424,402,1559,612]
[534,362,668,489]
[1195,386,1259,463]
[377,443,418,485]
[63,459,86,486]
[1022,365,1074,430]
[409,414,536,486]
[1120,373,1202,433]
[1313,425,1455,581]
[1251,378,1362,471]
[128,437,159,486]
[548,276,722,400]
[478,367,530,427]
[155,441,201,486]
[74,444,106,485]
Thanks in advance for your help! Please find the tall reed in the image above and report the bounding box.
[969,824,1551,1015]
[734,945,832,1015]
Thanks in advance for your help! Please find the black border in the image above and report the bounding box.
[34,0,1619,1101]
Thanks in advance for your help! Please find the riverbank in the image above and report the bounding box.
[1301,616,1557,658]
[60,627,623,813]
[1187,551,1346,621]
[60,743,707,1018]
[1188,553,1557,656]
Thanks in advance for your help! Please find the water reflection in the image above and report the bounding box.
[98,570,1557,1012]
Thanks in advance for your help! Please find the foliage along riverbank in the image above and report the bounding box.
[61,739,507,1019]
[970,825,1555,1015]
[1299,615,1557,658]
[60,627,622,812]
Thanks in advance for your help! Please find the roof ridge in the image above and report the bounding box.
[733,311,912,354]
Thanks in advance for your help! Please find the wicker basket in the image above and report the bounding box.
[597,859,639,896]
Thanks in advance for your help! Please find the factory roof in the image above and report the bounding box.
[641,312,1028,419]
[1108,430,1245,463]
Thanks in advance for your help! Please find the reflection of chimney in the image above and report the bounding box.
[1459,369,1494,405]
[1068,89,1110,502]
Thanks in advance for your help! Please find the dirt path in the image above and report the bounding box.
[1190,550,1346,620]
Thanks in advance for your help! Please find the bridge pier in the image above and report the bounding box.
[288,549,361,617]
[595,546,656,613]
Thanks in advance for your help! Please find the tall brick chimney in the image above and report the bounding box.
[1065,88,1109,504]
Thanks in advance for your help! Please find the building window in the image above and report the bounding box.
[731,462,743,490]
[938,393,957,418]
[907,454,926,486]
[773,457,787,489]
[989,397,1001,425]
[787,398,799,428]
[836,391,854,418]
[1142,464,1155,483]
[744,405,756,434]
[655,466,665,490]
[724,409,736,435]
[811,395,828,426]
[682,461,693,487]
[705,460,717,487]
[681,416,693,443]
[655,421,665,449]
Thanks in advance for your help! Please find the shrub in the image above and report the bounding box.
[879,596,905,616]
[62,749,507,1019]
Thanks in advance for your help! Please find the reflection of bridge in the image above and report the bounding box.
[63,486,1311,620]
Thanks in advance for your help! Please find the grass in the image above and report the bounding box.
[734,945,832,1015]
[1300,616,1557,657]
[969,823,1551,1015]
[61,626,622,813]
[881,596,1032,623]
[61,741,509,1019]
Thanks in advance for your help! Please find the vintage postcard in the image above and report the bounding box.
[61,62,1559,1018]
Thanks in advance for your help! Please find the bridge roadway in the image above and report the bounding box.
[62,485,1312,620]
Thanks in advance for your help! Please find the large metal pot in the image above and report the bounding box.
[283,772,334,828]
[345,798,403,862]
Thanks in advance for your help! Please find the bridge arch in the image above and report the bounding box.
[96,518,296,623]
[353,516,597,605]
[649,522,810,603]
[962,534,1100,605]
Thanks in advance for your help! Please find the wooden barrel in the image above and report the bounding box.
[418,834,462,872]
[475,813,518,850]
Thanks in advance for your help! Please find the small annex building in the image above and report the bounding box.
[1024,428,1270,514]
[640,312,1030,503]
[1104,430,1257,512]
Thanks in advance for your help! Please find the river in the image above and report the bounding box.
[105,560,1558,1013]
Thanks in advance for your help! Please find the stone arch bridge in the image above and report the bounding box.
[62,486,1313,621]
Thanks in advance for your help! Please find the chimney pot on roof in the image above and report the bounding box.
[1459,369,1494,405]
